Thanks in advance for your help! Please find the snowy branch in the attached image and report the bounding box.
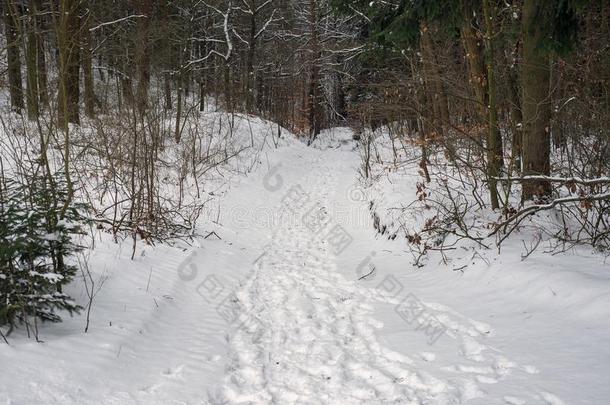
[495,175,610,186]
[89,15,147,32]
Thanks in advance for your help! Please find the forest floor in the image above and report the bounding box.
[1,126,609,404]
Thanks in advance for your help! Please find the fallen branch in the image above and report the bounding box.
[495,175,610,186]
[204,231,221,240]
[0,328,8,345]
[491,192,610,245]
[357,265,376,281]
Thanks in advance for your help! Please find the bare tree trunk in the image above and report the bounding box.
[175,68,183,143]
[483,0,502,209]
[134,0,152,114]
[306,0,322,143]
[246,11,256,113]
[521,0,552,199]
[121,77,134,107]
[507,40,523,173]
[409,56,432,183]
[34,0,48,108]
[3,1,24,111]
[197,39,207,112]
[223,63,233,111]
[57,0,81,127]
[460,0,488,115]
[164,72,172,110]
[421,21,454,158]
[183,42,191,98]
[421,23,450,129]
[307,63,321,141]
[82,7,95,118]
[26,2,39,120]
[199,78,205,112]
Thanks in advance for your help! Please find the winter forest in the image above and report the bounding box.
[1,0,609,403]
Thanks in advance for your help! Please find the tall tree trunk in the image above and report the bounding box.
[521,0,552,199]
[421,23,450,130]
[3,1,24,111]
[57,0,81,128]
[409,57,432,183]
[421,22,454,158]
[34,0,48,108]
[198,73,206,112]
[160,0,172,111]
[307,62,321,141]
[164,72,172,110]
[197,35,207,112]
[183,42,191,98]
[134,0,152,114]
[82,8,95,118]
[224,63,232,111]
[175,53,183,143]
[121,77,135,108]
[175,77,183,143]
[246,11,256,113]
[507,40,523,173]
[306,0,322,143]
[460,0,488,115]
[26,2,39,120]
[120,43,135,108]
[482,0,503,209]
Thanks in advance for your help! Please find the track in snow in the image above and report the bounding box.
[208,150,553,405]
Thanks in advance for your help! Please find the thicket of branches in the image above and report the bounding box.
[1,0,609,331]
[332,1,610,257]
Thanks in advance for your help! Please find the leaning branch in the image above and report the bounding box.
[89,15,147,32]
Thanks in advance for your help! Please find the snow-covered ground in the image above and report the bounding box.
[1,124,609,404]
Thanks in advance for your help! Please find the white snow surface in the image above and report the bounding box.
[1,125,609,404]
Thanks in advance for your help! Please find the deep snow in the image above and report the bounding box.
[1,125,609,404]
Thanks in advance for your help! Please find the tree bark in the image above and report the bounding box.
[83,8,95,118]
[175,60,183,143]
[306,0,322,143]
[482,0,503,209]
[58,0,81,127]
[420,23,450,129]
[198,79,205,112]
[134,0,152,114]
[35,0,48,107]
[460,0,488,115]
[164,72,172,110]
[3,1,24,111]
[246,10,257,113]
[521,0,552,199]
[421,22,454,158]
[26,2,39,120]
[507,40,523,173]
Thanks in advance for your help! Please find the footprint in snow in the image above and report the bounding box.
[476,375,499,384]
[460,335,488,362]
[523,364,540,374]
[162,364,185,378]
[504,396,526,405]
[539,391,565,405]
[420,352,436,362]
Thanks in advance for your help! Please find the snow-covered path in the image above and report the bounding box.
[2,129,609,404]
[206,137,572,405]
[216,153,455,403]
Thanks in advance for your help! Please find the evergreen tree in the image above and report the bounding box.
[0,168,87,335]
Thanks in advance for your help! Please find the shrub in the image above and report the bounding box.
[0,168,86,336]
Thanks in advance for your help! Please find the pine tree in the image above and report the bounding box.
[0,169,86,336]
